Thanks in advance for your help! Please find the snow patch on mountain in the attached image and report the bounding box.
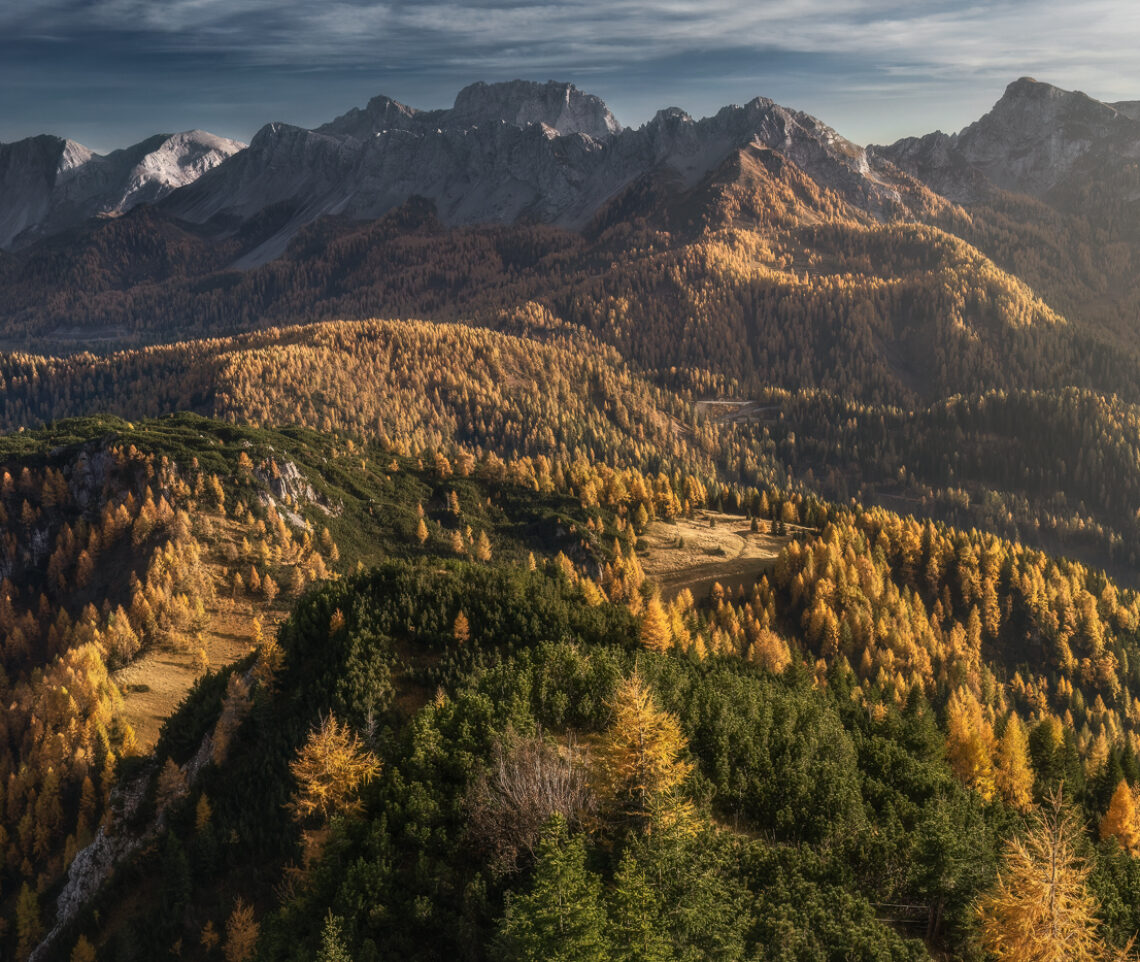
[0,130,245,249]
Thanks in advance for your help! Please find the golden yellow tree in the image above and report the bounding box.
[200,921,219,953]
[156,756,188,809]
[750,628,791,674]
[593,670,694,831]
[453,611,471,644]
[70,934,97,962]
[223,898,259,962]
[1100,780,1140,856]
[289,714,381,822]
[995,714,1035,813]
[638,596,672,653]
[978,791,1107,961]
[196,793,213,833]
[946,686,997,801]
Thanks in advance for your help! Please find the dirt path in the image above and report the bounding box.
[640,512,787,600]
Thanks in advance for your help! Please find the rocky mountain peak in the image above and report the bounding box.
[982,76,1127,136]
[448,80,622,141]
[875,77,1140,203]
[4,80,949,263]
[318,95,419,140]
[0,129,244,249]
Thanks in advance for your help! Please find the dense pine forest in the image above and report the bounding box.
[5,79,1140,962]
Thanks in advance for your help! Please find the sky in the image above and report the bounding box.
[3,0,1140,153]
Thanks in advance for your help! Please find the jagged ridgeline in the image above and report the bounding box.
[2,81,1139,416]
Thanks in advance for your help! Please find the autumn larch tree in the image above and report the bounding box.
[995,714,1035,813]
[70,934,97,962]
[1100,780,1140,856]
[452,611,471,645]
[593,670,694,832]
[946,686,997,801]
[224,898,260,962]
[289,713,381,822]
[156,756,189,809]
[977,790,1109,961]
[474,530,492,562]
[639,596,672,653]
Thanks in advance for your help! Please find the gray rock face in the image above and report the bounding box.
[163,79,918,266]
[447,80,623,142]
[0,129,246,249]
[873,77,1140,203]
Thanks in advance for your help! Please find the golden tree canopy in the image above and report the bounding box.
[224,898,260,962]
[638,596,672,653]
[289,714,381,822]
[946,686,997,802]
[995,714,1035,813]
[593,670,694,830]
[70,934,97,962]
[1100,780,1140,856]
[453,610,471,644]
[978,791,1108,962]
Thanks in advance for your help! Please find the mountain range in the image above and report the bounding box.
[0,129,244,250]
[2,79,937,268]
[875,76,1140,204]
[3,76,1136,263]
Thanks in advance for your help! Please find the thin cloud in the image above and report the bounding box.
[6,0,1139,83]
[2,0,1139,148]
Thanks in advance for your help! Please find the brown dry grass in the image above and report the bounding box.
[113,515,292,751]
[640,511,788,600]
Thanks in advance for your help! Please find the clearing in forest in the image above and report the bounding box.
[640,511,789,601]
[113,515,293,750]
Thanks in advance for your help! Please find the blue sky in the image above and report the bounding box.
[3,0,1139,152]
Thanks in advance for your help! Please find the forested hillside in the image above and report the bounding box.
[5,77,1140,962]
[3,407,1140,961]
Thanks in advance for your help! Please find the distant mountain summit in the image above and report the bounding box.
[0,129,245,248]
[874,77,1140,204]
[316,80,622,143]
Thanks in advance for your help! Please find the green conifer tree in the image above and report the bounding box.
[609,850,675,962]
[493,816,611,962]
